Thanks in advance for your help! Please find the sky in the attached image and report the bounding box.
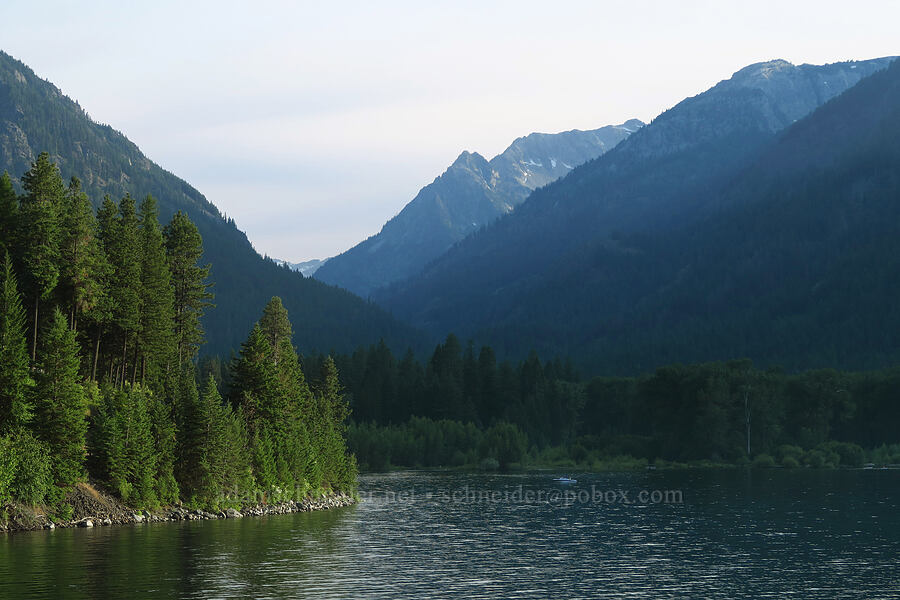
[2,1,899,261]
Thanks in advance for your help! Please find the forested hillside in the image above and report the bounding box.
[377,57,899,374]
[0,51,423,357]
[0,155,356,514]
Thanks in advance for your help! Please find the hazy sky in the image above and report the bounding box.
[2,1,898,261]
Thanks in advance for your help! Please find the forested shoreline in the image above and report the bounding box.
[0,154,356,524]
[3,153,899,531]
[306,339,900,472]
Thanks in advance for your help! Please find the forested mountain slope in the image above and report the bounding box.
[0,51,423,356]
[377,57,898,373]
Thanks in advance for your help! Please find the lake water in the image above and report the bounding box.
[2,470,898,598]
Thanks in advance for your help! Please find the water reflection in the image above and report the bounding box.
[2,470,898,599]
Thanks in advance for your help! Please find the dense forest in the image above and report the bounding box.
[0,154,356,517]
[311,337,900,472]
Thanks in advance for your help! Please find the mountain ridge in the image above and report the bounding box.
[314,119,644,296]
[376,57,897,372]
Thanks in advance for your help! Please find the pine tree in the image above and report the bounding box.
[164,211,213,362]
[0,172,18,258]
[251,426,278,493]
[149,390,179,505]
[19,152,64,360]
[232,302,320,496]
[137,196,176,392]
[124,386,157,507]
[32,309,87,487]
[0,253,32,432]
[89,196,119,381]
[106,195,142,386]
[197,375,229,506]
[58,177,107,334]
[259,296,292,364]
[230,323,279,428]
[222,405,254,504]
[174,366,203,496]
[92,385,157,505]
[317,356,355,489]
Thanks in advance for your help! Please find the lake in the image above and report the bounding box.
[2,470,898,598]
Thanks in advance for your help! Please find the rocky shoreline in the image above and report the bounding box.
[1,482,356,533]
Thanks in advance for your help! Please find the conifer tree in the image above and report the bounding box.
[232,303,319,495]
[149,391,179,505]
[259,296,293,364]
[0,253,32,432]
[93,385,157,505]
[58,177,107,334]
[32,309,87,487]
[260,297,312,430]
[222,405,254,503]
[164,211,213,362]
[106,195,142,386]
[196,375,229,505]
[317,356,354,489]
[230,323,280,428]
[89,196,119,381]
[251,427,278,493]
[19,153,64,360]
[124,386,157,507]
[0,172,18,258]
[175,366,203,496]
[137,196,176,392]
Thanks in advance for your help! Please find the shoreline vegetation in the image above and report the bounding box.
[1,482,356,533]
[0,155,357,534]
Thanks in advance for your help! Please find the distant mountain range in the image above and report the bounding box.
[274,258,328,277]
[314,120,643,296]
[0,50,424,356]
[375,57,899,373]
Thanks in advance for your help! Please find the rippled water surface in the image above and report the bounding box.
[2,470,899,598]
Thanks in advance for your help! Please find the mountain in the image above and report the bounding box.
[0,50,424,356]
[314,120,643,296]
[376,57,897,373]
[274,258,329,277]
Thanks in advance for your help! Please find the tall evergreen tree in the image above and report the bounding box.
[317,356,354,488]
[164,211,213,362]
[58,177,107,334]
[175,366,203,494]
[149,390,179,505]
[87,196,119,381]
[0,253,32,432]
[32,309,87,487]
[105,195,142,386]
[259,296,293,364]
[19,152,64,360]
[0,172,18,258]
[230,323,279,429]
[195,375,229,506]
[137,195,176,392]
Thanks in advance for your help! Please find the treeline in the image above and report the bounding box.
[319,336,900,471]
[300,334,581,443]
[0,154,356,515]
